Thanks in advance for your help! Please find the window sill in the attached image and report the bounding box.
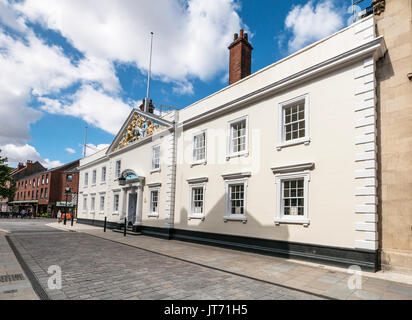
[226,151,249,161]
[112,212,119,215]
[90,211,95,214]
[100,182,106,185]
[274,218,310,227]
[224,215,247,223]
[276,138,310,151]
[150,169,161,174]
[148,213,159,218]
[188,214,205,221]
[91,184,96,187]
[99,211,104,214]
[190,160,207,167]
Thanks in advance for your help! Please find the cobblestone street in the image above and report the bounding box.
[6,222,322,300]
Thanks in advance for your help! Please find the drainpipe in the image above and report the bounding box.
[165,110,179,234]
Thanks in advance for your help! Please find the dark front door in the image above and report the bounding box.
[127,192,137,226]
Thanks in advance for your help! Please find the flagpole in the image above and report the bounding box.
[145,32,154,112]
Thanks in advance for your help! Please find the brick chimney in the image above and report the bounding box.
[228,29,253,85]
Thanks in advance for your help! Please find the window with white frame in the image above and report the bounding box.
[92,170,97,185]
[149,189,159,216]
[282,179,304,216]
[152,145,160,171]
[99,195,105,212]
[101,167,106,182]
[83,196,87,212]
[278,95,309,149]
[190,184,205,219]
[192,131,206,163]
[115,160,121,179]
[90,196,95,212]
[84,172,88,186]
[274,170,310,225]
[228,116,248,157]
[113,194,119,213]
[224,178,248,222]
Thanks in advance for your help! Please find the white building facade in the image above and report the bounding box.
[77,15,386,271]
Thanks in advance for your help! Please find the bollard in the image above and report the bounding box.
[71,214,74,227]
[104,217,107,233]
[124,218,127,237]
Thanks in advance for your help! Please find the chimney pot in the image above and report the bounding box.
[234,33,238,40]
[239,29,244,38]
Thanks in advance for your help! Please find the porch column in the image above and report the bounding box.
[134,183,143,226]
[119,188,126,221]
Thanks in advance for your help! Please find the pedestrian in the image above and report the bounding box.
[57,210,62,223]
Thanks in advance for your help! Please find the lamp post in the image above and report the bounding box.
[64,185,71,226]
[71,192,77,227]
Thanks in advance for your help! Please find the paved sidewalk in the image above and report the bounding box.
[48,221,412,300]
[0,231,38,300]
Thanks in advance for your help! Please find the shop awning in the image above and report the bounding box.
[9,200,38,205]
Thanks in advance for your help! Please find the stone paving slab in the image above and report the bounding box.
[0,231,38,300]
[8,232,322,300]
[46,221,412,300]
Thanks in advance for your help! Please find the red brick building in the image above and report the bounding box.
[53,161,80,217]
[10,159,80,217]
[9,161,46,213]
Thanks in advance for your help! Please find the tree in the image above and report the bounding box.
[0,150,16,201]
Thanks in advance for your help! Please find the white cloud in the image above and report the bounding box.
[84,143,110,157]
[65,147,76,154]
[285,0,344,52]
[0,143,63,168]
[0,25,119,145]
[39,85,132,135]
[15,0,242,82]
[0,0,26,32]
[0,0,243,155]
[172,81,194,96]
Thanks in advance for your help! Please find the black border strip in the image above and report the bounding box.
[171,228,379,271]
[83,232,335,300]
[5,235,50,300]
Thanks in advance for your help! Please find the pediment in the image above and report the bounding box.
[107,109,172,154]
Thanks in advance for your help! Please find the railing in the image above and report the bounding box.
[152,102,180,118]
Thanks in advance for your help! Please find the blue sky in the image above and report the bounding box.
[0,0,371,168]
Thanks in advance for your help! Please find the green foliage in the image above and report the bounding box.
[0,150,16,200]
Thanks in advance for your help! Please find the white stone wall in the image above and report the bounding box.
[77,16,385,251]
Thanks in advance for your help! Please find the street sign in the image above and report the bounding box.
[71,193,77,204]
[56,202,74,207]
